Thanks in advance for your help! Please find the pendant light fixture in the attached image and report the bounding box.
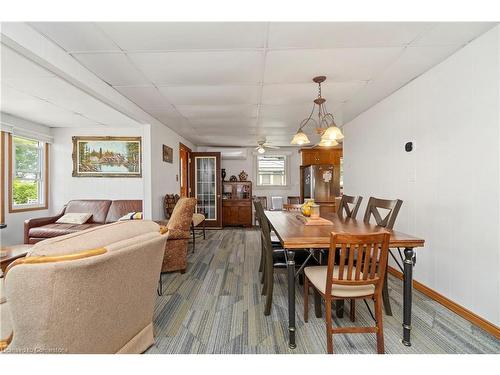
[290,76,344,146]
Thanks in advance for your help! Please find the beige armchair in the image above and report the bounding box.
[160,197,196,274]
[0,220,167,354]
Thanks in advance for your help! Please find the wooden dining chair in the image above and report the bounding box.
[287,196,301,204]
[336,194,363,219]
[253,196,268,225]
[253,199,286,315]
[363,197,403,315]
[363,197,403,230]
[304,231,390,354]
[283,203,302,212]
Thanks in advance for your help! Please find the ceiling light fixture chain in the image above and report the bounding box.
[290,76,344,147]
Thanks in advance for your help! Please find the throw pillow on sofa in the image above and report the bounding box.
[118,212,143,221]
[56,213,93,225]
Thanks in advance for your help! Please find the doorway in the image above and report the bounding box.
[179,143,192,197]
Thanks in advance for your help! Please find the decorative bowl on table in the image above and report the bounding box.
[229,175,238,182]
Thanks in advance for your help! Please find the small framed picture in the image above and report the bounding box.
[163,145,173,163]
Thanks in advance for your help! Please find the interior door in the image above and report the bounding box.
[190,152,222,228]
[179,143,191,197]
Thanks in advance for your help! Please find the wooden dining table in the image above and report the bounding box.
[264,210,425,349]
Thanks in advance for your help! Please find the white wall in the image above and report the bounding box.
[1,113,53,245]
[149,122,194,220]
[343,26,500,326]
[50,127,147,214]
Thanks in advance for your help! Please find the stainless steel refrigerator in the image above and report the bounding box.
[300,164,340,204]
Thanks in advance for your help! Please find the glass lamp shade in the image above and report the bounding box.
[257,146,266,154]
[291,130,311,145]
[318,138,339,147]
[321,125,344,141]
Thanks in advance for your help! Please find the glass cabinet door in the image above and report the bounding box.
[191,152,221,228]
[195,156,216,220]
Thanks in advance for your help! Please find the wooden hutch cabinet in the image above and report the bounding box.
[222,181,252,227]
[300,147,342,166]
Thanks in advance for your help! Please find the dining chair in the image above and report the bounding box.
[253,199,286,315]
[283,203,302,212]
[271,196,284,211]
[363,197,403,315]
[287,196,301,204]
[253,196,268,225]
[304,231,390,354]
[363,197,403,230]
[336,194,363,219]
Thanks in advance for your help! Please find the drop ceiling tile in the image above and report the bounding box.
[412,22,497,46]
[147,106,183,118]
[1,85,100,127]
[189,118,258,128]
[158,85,261,105]
[264,47,403,83]
[175,104,258,119]
[29,22,120,52]
[72,53,151,86]
[1,45,54,79]
[98,22,267,51]
[194,126,258,135]
[198,135,255,147]
[260,104,342,123]
[343,45,462,122]
[154,116,194,132]
[3,77,139,127]
[128,51,264,85]
[114,86,172,110]
[268,22,434,48]
[262,81,366,105]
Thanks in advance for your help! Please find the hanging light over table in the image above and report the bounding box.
[290,76,344,147]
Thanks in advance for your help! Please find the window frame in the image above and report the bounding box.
[8,133,49,213]
[0,132,5,223]
[254,153,289,188]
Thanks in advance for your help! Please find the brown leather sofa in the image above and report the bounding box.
[24,200,142,244]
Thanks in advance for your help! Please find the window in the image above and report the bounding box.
[8,134,49,212]
[0,132,5,223]
[256,155,287,187]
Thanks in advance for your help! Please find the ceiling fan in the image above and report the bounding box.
[254,139,280,154]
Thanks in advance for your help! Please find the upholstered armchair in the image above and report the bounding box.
[160,197,196,274]
[163,194,206,252]
[0,220,167,354]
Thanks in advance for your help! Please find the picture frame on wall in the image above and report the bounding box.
[163,144,173,163]
[72,136,142,177]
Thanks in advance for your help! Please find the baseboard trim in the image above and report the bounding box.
[387,266,500,339]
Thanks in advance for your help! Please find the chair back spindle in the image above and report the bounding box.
[326,232,390,296]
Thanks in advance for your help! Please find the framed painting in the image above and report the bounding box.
[72,136,142,177]
[163,144,173,163]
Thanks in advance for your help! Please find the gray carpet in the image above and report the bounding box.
[147,228,500,354]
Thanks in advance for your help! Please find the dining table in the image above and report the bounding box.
[264,210,425,349]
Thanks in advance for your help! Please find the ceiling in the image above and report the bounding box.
[0,43,141,128]
[3,22,498,146]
